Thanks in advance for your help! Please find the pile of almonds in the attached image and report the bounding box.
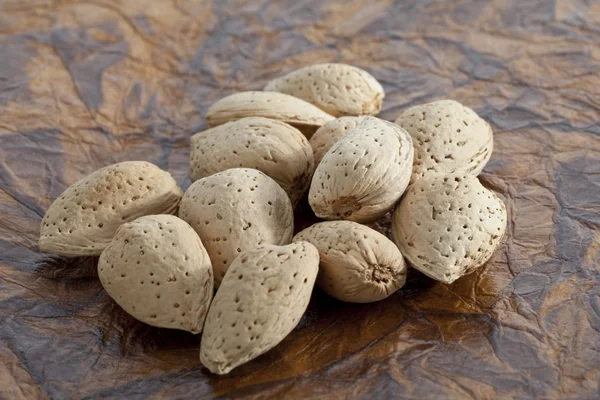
[39,63,507,375]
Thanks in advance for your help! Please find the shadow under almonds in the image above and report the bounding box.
[34,254,202,368]
[204,271,436,396]
[35,255,100,280]
[32,255,104,305]
[98,298,200,362]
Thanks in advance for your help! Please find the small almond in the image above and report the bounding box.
[293,221,406,303]
[205,91,334,138]
[310,116,368,166]
[264,63,384,117]
[200,242,319,374]
[309,117,413,222]
[179,168,293,287]
[190,117,314,206]
[39,161,182,256]
[392,174,507,284]
[98,215,213,333]
[394,100,493,182]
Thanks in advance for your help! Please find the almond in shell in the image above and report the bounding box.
[190,117,314,206]
[309,117,413,222]
[205,91,334,138]
[39,161,182,256]
[293,221,406,303]
[392,174,507,284]
[394,100,493,182]
[264,63,384,117]
[178,168,294,287]
[200,242,319,374]
[98,215,213,333]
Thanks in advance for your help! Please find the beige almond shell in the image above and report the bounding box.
[394,100,493,182]
[98,215,213,333]
[264,63,384,117]
[308,117,414,223]
[190,117,314,206]
[39,161,183,256]
[205,91,335,136]
[200,242,319,375]
[293,221,406,303]
[178,168,294,287]
[392,174,507,284]
[310,116,368,166]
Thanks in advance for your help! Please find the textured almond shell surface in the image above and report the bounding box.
[308,117,414,222]
[98,215,213,333]
[200,242,319,375]
[310,116,368,166]
[392,174,507,284]
[293,221,406,303]
[39,161,183,256]
[264,63,384,117]
[190,117,314,206]
[178,168,294,287]
[205,91,334,135]
[394,100,493,182]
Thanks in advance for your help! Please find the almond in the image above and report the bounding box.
[293,221,406,303]
[200,242,319,374]
[308,117,413,222]
[264,63,384,117]
[394,100,493,182]
[178,168,294,287]
[98,215,213,333]
[392,174,507,284]
[190,117,314,206]
[39,161,183,256]
[310,116,367,166]
[205,91,335,137]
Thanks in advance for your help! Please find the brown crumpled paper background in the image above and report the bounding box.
[1,1,599,399]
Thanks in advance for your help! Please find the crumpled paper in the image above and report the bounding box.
[1,0,599,399]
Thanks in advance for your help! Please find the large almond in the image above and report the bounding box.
[98,215,213,333]
[309,117,413,222]
[293,221,406,303]
[39,161,182,256]
[205,91,334,137]
[392,174,507,284]
[264,63,384,117]
[179,168,293,286]
[200,242,319,374]
[394,100,493,182]
[310,116,367,166]
[190,117,314,206]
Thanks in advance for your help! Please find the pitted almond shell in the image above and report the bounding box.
[98,215,213,333]
[39,161,183,256]
[293,221,406,303]
[394,100,493,182]
[264,63,384,117]
[200,242,319,374]
[178,168,294,287]
[392,174,507,284]
[190,117,314,206]
[205,91,335,138]
[309,117,413,222]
